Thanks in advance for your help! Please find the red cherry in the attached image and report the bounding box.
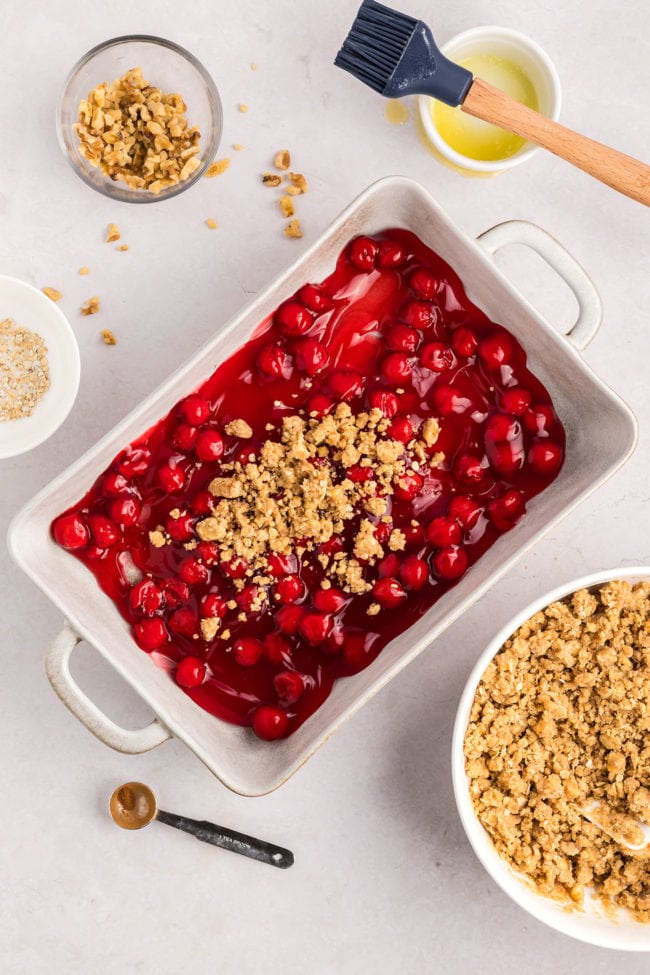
[200,593,227,618]
[168,608,199,637]
[487,489,526,531]
[485,413,517,443]
[276,301,312,336]
[238,587,269,619]
[323,629,346,657]
[402,521,425,547]
[346,463,374,483]
[318,534,344,557]
[233,637,263,666]
[157,463,186,493]
[252,705,289,740]
[264,633,292,664]
[374,521,391,546]
[368,389,399,417]
[170,423,197,452]
[129,579,164,617]
[328,369,363,400]
[257,343,291,379]
[420,342,455,373]
[191,490,213,515]
[523,404,556,435]
[409,268,439,300]
[176,656,206,688]
[448,495,481,530]
[53,512,89,550]
[295,338,329,376]
[386,323,421,353]
[313,587,346,612]
[274,574,305,604]
[181,394,210,426]
[500,387,532,416]
[399,555,429,590]
[381,352,412,386]
[401,300,439,330]
[432,383,459,416]
[166,512,195,542]
[394,470,424,501]
[134,618,169,651]
[454,453,486,485]
[299,612,333,645]
[117,448,151,477]
[162,578,190,608]
[110,495,141,527]
[349,236,379,272]
[451,326,478,357]
[179,558,210,586]
[273,670,304,706]
[87,514,119,548]
[342,632,373,669]
[478,331,513,369]
[195,429,224,462]
[306,394,334,416]
[372,576,407,609]
[266,553,297,577]
[196,541,220,564]
[377,239,406,268]
[298,283,333,312]
[221,557,249,579]
[426,516,462,547]
[387,416,413,443]
[276,604,304,635]
[489,441,524,477]
[433,546,468,581]
[528,440,563,475]
[103,471,129,496]
[85,545,106,561]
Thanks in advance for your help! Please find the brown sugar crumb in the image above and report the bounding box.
[262,172,282,187]
[205,158,230,178]
[101,328,117,345]
[106,223,120,243]
[284,218,303,239]
[464,580,650,921]
[205,218,218,230]
[0,318,50,421]
[79,267,90,276]
[81,296,100,316]
[75,68,201,193]
[42,287,62,302]
[279,195,295,218]
[274,149,290,171]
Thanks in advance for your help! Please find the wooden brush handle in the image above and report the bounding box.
[462,78,650,207]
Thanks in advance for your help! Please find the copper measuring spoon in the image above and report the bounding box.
[109,782,294,869]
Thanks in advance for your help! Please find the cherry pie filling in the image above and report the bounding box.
[52,230,565,740]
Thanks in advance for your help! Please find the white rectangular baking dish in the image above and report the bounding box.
[8,177,637,796]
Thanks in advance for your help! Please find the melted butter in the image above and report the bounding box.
[432,53,539,161]
[384,99,410,126]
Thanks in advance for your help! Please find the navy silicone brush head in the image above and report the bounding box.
[335,0,473,107]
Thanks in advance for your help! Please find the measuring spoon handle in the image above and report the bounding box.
[156,809,294,868]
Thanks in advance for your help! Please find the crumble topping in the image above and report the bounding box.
[464,580,650,921]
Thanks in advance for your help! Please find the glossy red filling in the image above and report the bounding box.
[52,230,565,740]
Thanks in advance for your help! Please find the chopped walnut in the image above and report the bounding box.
[279,195,295,217]
[42,287,62,302]
[284,218,303,239]
[262,172,282,187]
[205,158,230,177]
[233,143,244,151]
[106,223,120,243]
[205,218,218,229]
[117,244,129,252]
[79,267,90,276]
[288,172,308,194]
[101,328,117,345]
[274,149,290,171]
[81,296,100,316]
[238,103,248,113]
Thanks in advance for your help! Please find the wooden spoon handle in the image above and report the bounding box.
[462,77,650,207]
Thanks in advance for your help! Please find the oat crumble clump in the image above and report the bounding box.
[464,581,650,921]
[75,68,201,194]
[0,318,50,421]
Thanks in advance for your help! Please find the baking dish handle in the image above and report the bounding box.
[477,220,602,351]
[46,621,172,753]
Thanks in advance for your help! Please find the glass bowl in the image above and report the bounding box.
[57,35,222,203]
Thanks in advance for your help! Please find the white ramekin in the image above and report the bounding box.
[418,26,562,174]
[452,566,650,950]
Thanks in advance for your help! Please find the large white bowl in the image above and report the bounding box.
[8,177,637,796]
[452,566,650,951]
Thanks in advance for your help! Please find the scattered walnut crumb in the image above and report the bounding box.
[251,63,258,71]
[262,172,282,187]
[101,329,117,345]
[205,158,230,178]
[81,296,100,316]
[0,318,50,421]
[274,149,290,171]
[284,218,303,239]
[225,418,253,438]
[78,267,90,276]
[106,223,120,243]
[148,529,166,548]
[117,244,129,252]
[206,218,218,230]
[287,172,308,194]
[42,287,62,302]
[75,68,201,193]
[233,143,244,151]
[465,580,650,922]
[279,195,295,217]
[238,103,248,113]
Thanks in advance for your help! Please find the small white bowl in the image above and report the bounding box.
[452,565,650,950]
[0,277,80,459]
[418,26,562,174]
